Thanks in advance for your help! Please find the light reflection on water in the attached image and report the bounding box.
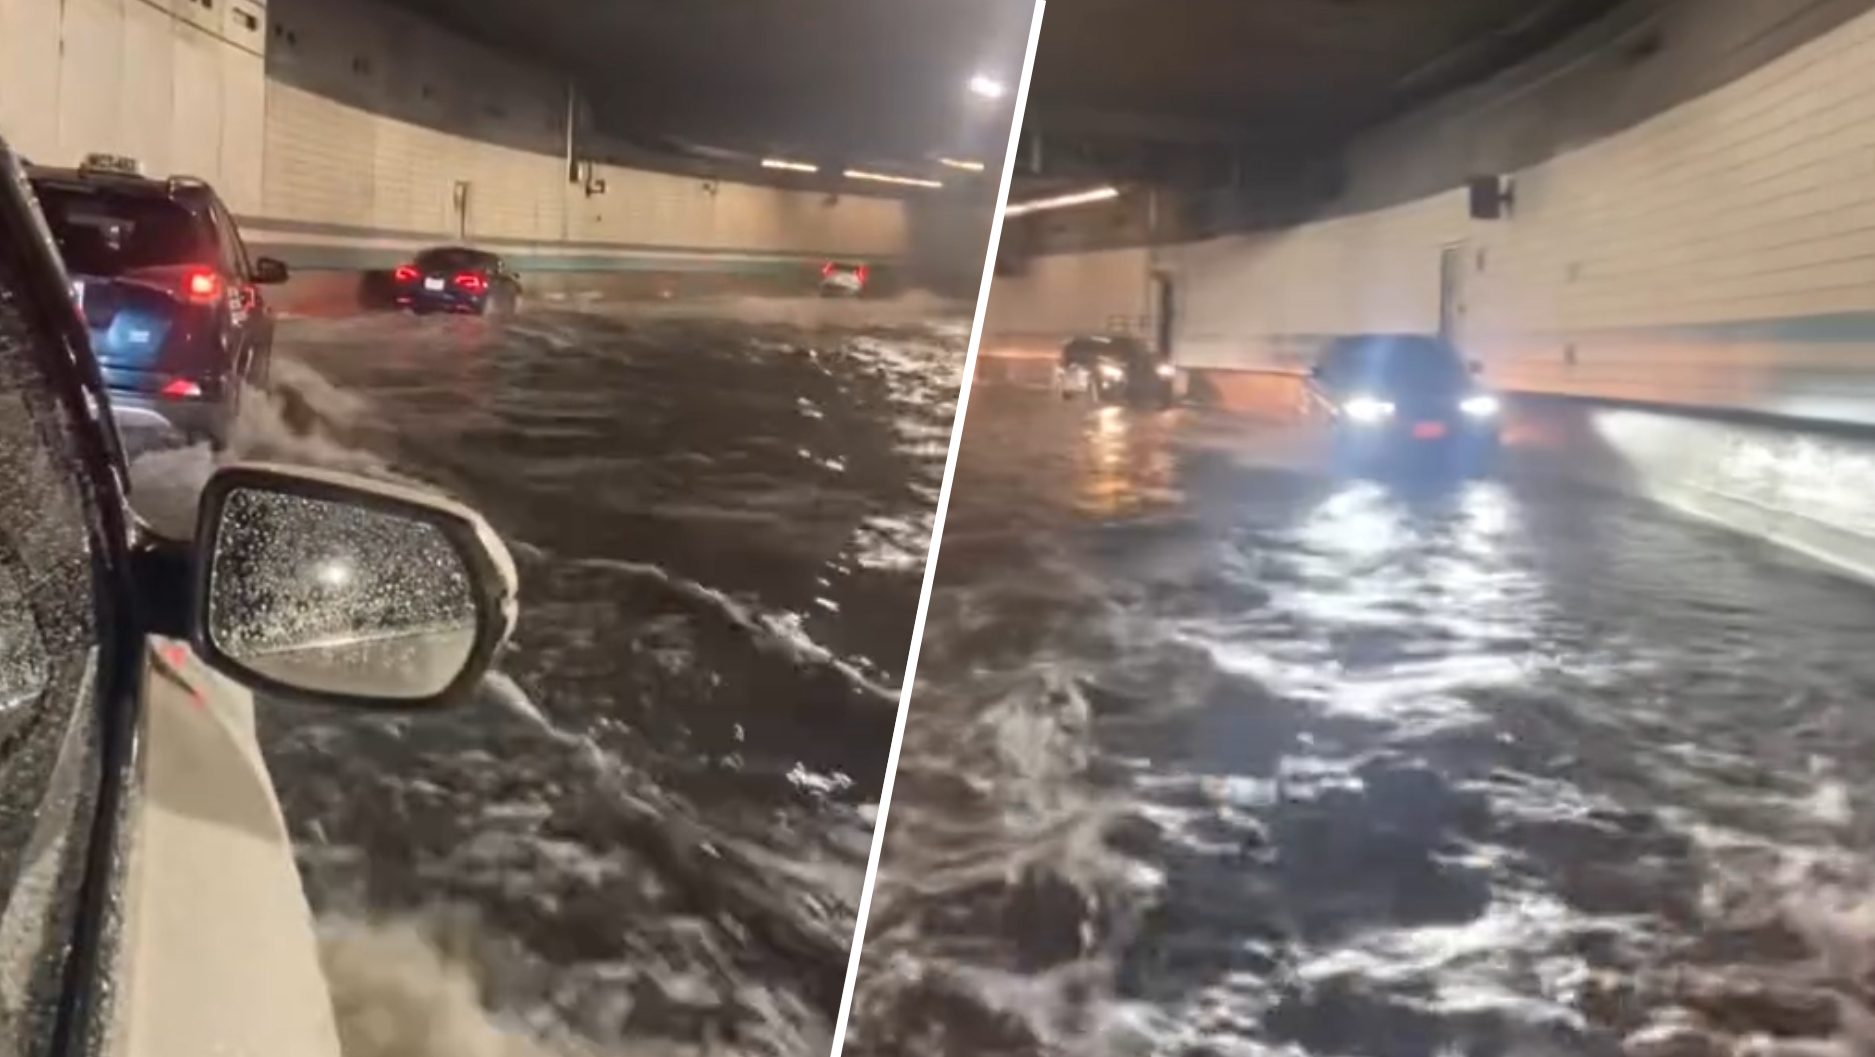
[847,390,1875,1057]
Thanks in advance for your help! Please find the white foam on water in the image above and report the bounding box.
[543,550,899,705]
[124,357,443,538]
[578,292,971,330]
[830,329,967,576]
[318,917,700,1057]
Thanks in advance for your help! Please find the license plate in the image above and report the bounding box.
[1412,421,1447,440]
[424,277,445,291]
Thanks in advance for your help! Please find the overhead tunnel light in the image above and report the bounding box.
[967,74,1006,100]
[938,157,985,172]
[1004,185,1122,217]
[762,158,819,173]
[844,169,943,189]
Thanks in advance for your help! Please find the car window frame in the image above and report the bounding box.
[1,143,144,1057]
[209,199,253,283]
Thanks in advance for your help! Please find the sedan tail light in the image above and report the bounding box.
[160,378,203,398]
[394,264,419,282]
[454,272,488,292]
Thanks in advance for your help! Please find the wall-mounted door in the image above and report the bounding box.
[1439,243,1466,339]
[1152,271,1176,358]
[452,181,472,241]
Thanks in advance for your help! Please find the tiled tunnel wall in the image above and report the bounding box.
[0,0,913,289]
[984,0,1875,426]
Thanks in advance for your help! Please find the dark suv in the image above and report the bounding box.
[26,153,288,449]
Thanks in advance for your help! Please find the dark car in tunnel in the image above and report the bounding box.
[27,153,289,450]
[1058,334,1176,408]
[1304,333,1502,474]
[393,246,524,316]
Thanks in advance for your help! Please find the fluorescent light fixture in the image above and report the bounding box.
[762,158,819,173]
[938,157,985,172]
[1003,185,1121,217]
[843,169,943,189]
[968,74,1006,99]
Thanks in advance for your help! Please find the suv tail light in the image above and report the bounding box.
[160,378,203,398]
[856,265,869,283]
[394,264,419,282]
[454,272,487,292]
[184,269,223,303]
[124,265,224,305]
[822,262,836,277]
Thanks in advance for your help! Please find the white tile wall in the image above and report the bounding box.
[980,246,1154,338]
[992,5,1875,415]
[259,0,906,255]
[1,0,907,258]
[1,0,266,213]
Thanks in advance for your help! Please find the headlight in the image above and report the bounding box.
[1342,396,1395,423]
[1460,394,1501,417]
[1100,364,1125,381]
[1155,363,1175,379]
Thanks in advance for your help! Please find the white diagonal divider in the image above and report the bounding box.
[825,1,1049,1052]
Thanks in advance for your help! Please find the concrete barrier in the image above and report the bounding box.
[268,266,850,317]
[268,263,912,318]
[246,225,910,318]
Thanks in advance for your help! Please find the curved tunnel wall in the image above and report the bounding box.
[0,0,909,290]
[987,0,1875,427]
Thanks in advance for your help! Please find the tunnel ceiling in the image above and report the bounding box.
[1016,0,1638,188]
[379,0,1030,176]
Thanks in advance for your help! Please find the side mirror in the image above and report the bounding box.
[190,463,517,709]
[252,257,290,285]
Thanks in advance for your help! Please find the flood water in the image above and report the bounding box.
[845,387,1875,1057]
[128,295,967,1057]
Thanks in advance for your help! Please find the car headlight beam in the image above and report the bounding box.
[1342,396,1395,423]
[1460,394,1501,417]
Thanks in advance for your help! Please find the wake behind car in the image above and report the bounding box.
[27,153,288,450]
[1304,333,1502,475]
[819,261,870,298]
[1056,334,1176,408]
[392,246,523,315]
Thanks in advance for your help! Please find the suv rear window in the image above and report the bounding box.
[30,185,212,276]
